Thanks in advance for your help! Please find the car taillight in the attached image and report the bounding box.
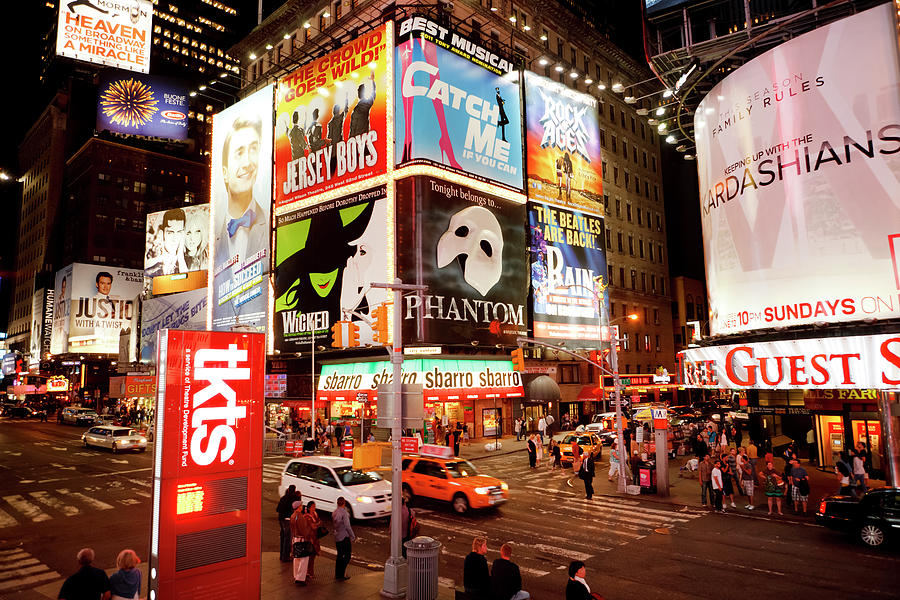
[819,501,827,514]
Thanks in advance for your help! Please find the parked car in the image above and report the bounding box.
[815,487,900,548]
[279,456,392,520]
[82,426,147,453]
[61,408,100,426]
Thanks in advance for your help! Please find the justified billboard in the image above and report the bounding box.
[275,26,388,209]
[695,3,900,335]
[145,204,209,295]
[139,288,208,362]
[56,0,152,73]
[210,85,274,333]
[395,16,523,191]
[274,186,390,351]
[396,176,528,345]
[97,70,188,140]
[529,203,609,346]
[524,71,604,215]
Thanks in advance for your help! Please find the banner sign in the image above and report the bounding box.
[140,288,208,362]
[680,333,900,390]
[56,0,153,73]
[529,202,608,346]
[395,16,523,191]
[210,85,274,333]
[274,186,389,351]
[694,4,900,335]
[524,71,604,215]
[97,70,188,140]
[29,289,54,364]
[275,25,388,209]
[145,204,209,295]
[396,176,528,345]
[150,329,264,599]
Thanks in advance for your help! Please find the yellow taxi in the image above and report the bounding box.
[401,445,509,514]
[558,432,602,466]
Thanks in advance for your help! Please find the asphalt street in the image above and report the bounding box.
[1,419,897,599]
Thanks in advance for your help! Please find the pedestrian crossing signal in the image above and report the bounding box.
[510,347,525,372]
[372,304,389,344]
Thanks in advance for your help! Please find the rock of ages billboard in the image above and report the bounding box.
[274,186,390,351]
[524,71,604,215]
[395,16,523,191]
[275,26,388,209]
[695,3,900,335]
[529,203,609,346]
[396,176,528,345]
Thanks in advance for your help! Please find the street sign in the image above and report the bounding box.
[375,383,424,427]
[400,437,419,453]
[652,407,668,430]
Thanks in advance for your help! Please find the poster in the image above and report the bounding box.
[56,0,152,73]
[97,70,188,140]
[395,16,523,191]
[144,204,209,295]
[396,175,528,345]
[273,186,389,351]
[210,85,274,333]
[275,26,388,209]
[50,266,73,355]
[529,203,609,346]
[524,71,604,215]
[694,4,900,335]
[139,288,208,362]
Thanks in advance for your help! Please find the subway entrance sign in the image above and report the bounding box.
[149,330,265,599]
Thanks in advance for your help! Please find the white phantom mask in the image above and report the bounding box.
[436,206,503,296]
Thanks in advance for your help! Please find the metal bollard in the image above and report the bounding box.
[404,536,442,600]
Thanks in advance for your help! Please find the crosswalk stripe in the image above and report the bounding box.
[0,551,28,562]
[57,490,114,511]
[440,548,551,578]
[0,563,53,583]
[29,491,80,517]
[133,490,152,498]
[130,478,151,488]
[565,497,695,521]
[0,508,18,528]
[0,549,24,556]
[0,569,60,591]
[531,544,595,561]
[545,501,677,529]
[2,496,51,522]
[0,558,40,571]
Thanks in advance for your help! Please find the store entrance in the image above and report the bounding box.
[522,404,546,434]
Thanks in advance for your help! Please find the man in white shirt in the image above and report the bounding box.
[538,416,547,444]
[711,458,725,513]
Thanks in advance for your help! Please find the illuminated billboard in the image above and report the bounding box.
[145,204,209,295]
[695,4,900,336]
[210,85,274,333]
[529,203,609,346]
[524,71,604,215]
[97,70,188,140]
[395,16,523,191]
[396,176,528,345]
[275,26,388,209]
[150,329,264,599]
[29,288,54,364]
[56,0,153,74]
[139,288,208,362]
[274,186,390,351]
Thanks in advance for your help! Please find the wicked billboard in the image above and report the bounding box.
[396,176,528,345]
[274,186,390,351]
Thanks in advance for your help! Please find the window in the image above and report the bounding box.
[647,210,652,228]
[600,130,606,147]
[615,198,621,217]
[613,166,619,184]
[686,295,695,320]
[605,228,611,249]
[622,139,627,158]
[641,272,646,292]
[631,116,636,133]
[628,235,634,256]
[559,364,579,383]
[652,156,657,172]
[603,195,609,211]
[611,135,617,153]
[653,309,660,324]
[609,104,615,121]
[657,243,664,263]
[630,269,637,289]
[626,204,632,222]
[319,13,327,30]
[654,185,659,202]
[617,232,623,252]
[624,171,630,188]
[620,110,626,127]
[643,151,648,168]
[633,147,638,164]
[637,210,642,226]
[648,244,654,261]
[619,267,626,287]
[644,335,651,352]
[656,215,662,231]
[651,274,656,292]
[607,264,614,285]
[641,123,645,139]
[334,0,342,19]
[541,28,549,47]
[638,239,644,258]
[661,277,666,296]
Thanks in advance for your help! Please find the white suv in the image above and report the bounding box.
[278,456,392,520]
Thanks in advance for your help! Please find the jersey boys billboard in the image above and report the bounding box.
[210,85,274,333]
[695,3,900,335]
[56,0,152,73]
[396,176,528,345]
[395,16,523,191]
[275,25,388,209]
[274,186,389,351]
[524,71,604,215]
[97,70,188,140]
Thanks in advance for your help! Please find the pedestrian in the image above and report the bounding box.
[835,451,853,495]
[789,458,810,515]
[719,452,736,508]
[551,439,562,470]
[514,416,521,441]
[527,434,537,468]
[629,450,641,486]
[399,497,417,558]
[57,548,110,600]
[732,422,743,449]
[276,485,299,562]
[761,460,785,516]
[490,543,530,600]
[109,549,141,600]
[711,458,725,513]
[707,425,717,449]
[747,439,759,469]
[535,433,544,467]
[807,428,817,465]
[699,454,713,507]
[453,423,461,456]
[333,496,356,581]
[726,447,741,498]
[693,433,708,459]
[571,437,584,474]
[579,445,596,500]
[538,414,547,444]
[740,452,756,510]
[565,560,602,600]
[463,422,470,446]
[463,537,490,600]
[607,441,620,482]
[290,500,312,585]
[304,501,324,579]
[851,448,868,497]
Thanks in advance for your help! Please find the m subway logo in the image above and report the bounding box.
[188,344,250,467]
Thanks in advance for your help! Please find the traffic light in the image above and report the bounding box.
[510,347,525,372]
[331,321,343,348]
[347,321,360,347]
[372,304,389,344]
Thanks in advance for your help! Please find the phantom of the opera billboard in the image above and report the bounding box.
[396,176,528,345]
[97,70,188,140]
[139,288,208,362]
[49,263,142,355]
[274,186,390,351]
[395,16,523,191]
[524,71,604,214]
[210,85,274,333]
[695,3,900,336]
[56,0,153,74]
[145,204,209,295]
[275,26,388,209]
[529,203,609,346]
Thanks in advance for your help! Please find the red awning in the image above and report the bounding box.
[576,385,603,402]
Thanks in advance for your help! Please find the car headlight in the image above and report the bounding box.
[139,437,147,443]
[501,482,508,491]
[356,496,374,504]
[474,487,491,495]
[121,440,131,444]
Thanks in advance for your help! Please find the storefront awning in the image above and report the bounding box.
[525,375,561,403]
[576,385,602,402]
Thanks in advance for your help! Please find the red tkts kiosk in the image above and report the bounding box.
[149,330,265,600]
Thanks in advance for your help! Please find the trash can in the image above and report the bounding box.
[405,536,441,600]
[341,437,354,458]
[639,461,657,494]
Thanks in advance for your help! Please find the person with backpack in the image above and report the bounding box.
[835,451,853,495]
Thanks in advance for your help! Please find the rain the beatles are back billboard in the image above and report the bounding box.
[97,70,188,140]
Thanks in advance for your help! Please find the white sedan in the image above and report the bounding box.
[82,426,147,453]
